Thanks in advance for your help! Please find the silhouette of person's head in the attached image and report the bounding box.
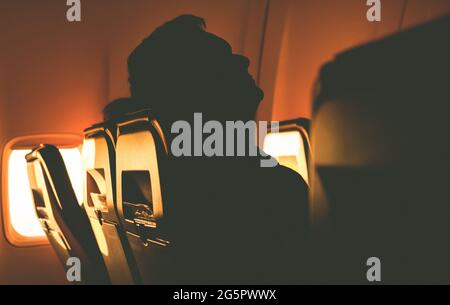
[128,15,264,125]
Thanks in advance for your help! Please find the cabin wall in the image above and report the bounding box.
[0,1,110,285]
[402,0,450,28]
[261,0,450,121]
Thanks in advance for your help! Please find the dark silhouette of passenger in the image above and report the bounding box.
[105,15,309,284]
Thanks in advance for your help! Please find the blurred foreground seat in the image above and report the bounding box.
[311,15,450,283]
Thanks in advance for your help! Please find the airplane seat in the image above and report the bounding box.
[114,110,172,284]
[26,145,110,284]
[310,15,450,283]
[102,97,146,122]
[83,123,138,284]
[114,109,311,284]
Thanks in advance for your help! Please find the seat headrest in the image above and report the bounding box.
[102,98,151,121]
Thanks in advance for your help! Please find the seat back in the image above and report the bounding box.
[26,145,110,284]
[83,124,137,284]
[115,111,171,284]
[310,15,450,283]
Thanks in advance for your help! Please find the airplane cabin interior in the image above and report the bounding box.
[0,0,449,286]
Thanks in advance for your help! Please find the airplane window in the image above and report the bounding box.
[263,131,309,185]
[7,148,83,241]
[59,148,84,204]
[7,149,43,238]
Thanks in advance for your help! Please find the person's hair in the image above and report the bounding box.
[128,15,207,104]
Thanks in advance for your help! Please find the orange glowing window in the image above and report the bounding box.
[59,148,84,204]
[7,149,43,238]
[4,139,83,246]
[263,130,309,185]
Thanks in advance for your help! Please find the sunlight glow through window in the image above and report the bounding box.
[8,148,83,238]
[60,148,84,204]
[263,131,309,184]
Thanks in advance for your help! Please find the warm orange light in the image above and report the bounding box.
[60,148,84,205]
[82,138,96,169]
[8,147,83,239]
[8,149,45,238]
[263,131,309,184]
